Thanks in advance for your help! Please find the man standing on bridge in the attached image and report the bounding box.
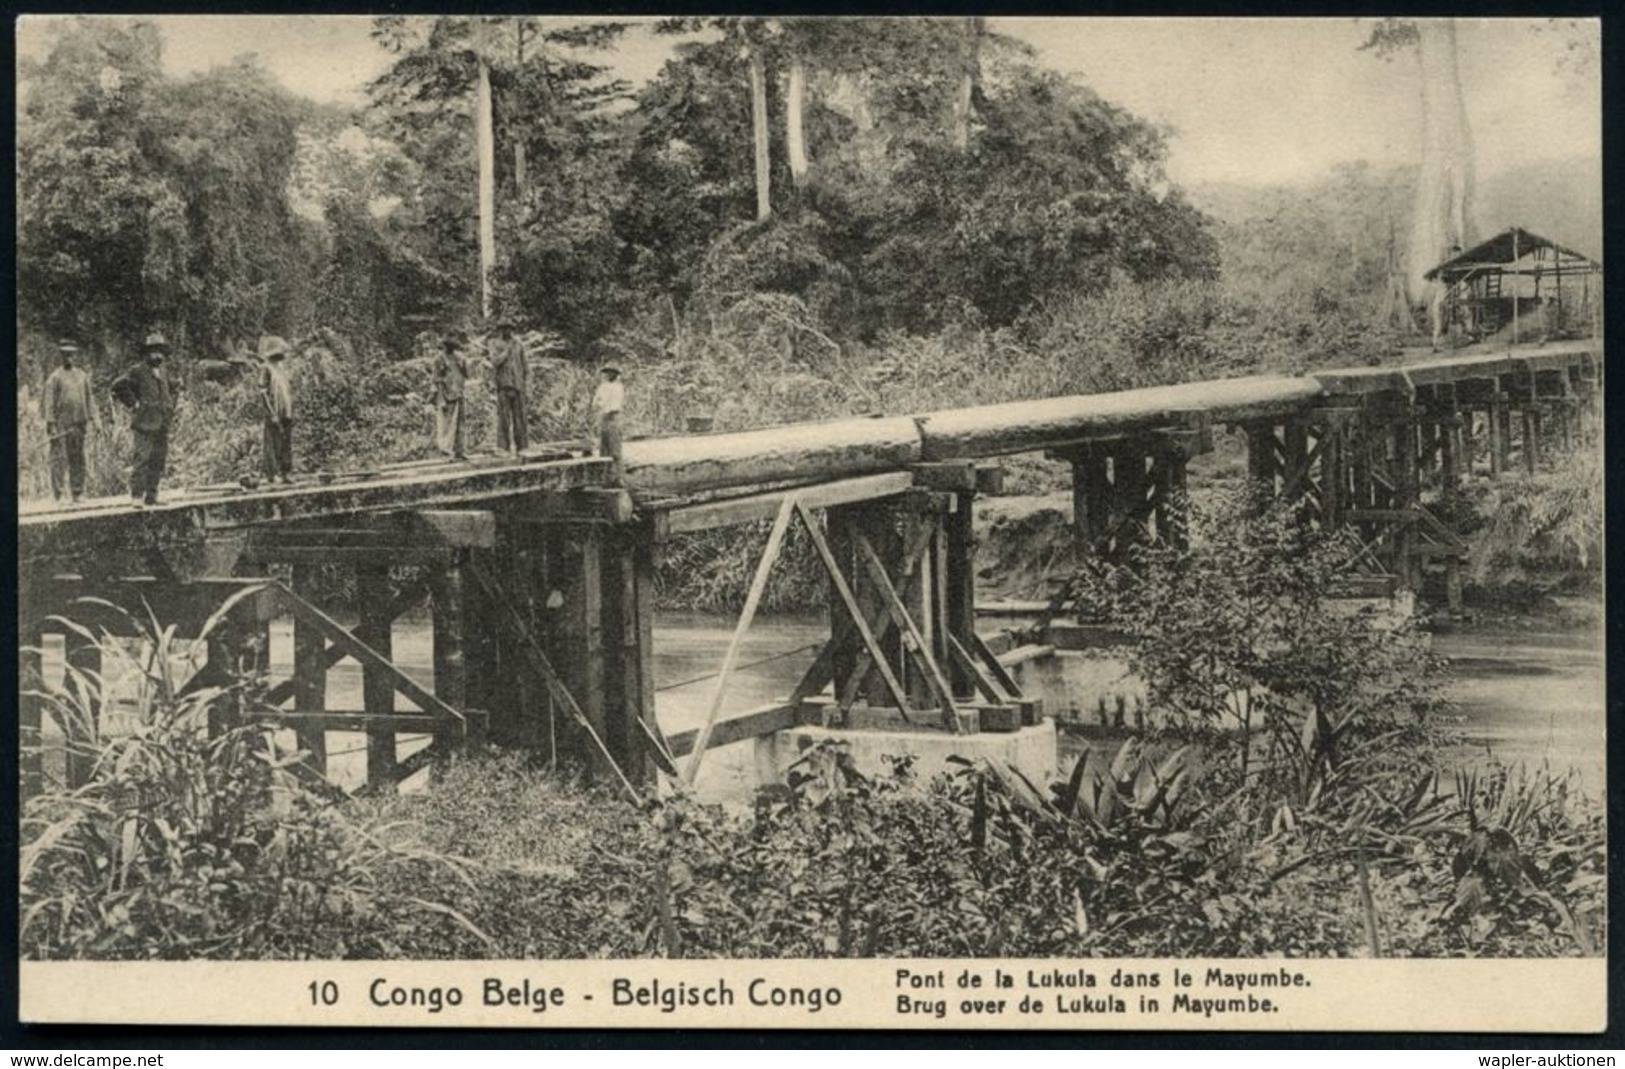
[591,364,625,484]
[111,332,176,507]
[44,337,99,503]
[258,335,296,483]
[434,332,468,460]
[490,313,529,453]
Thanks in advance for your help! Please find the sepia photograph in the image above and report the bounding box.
[13,13,1605,1032]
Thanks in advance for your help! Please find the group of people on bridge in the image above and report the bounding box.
[38,320,628,508]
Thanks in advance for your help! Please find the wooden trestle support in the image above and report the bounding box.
[19,465,1045,800]
[654,461,1038,783]
[1216,356,1596,611]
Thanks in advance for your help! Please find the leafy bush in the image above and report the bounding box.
[1067,488,1445,813]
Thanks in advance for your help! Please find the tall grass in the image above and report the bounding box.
[20,599,491,960]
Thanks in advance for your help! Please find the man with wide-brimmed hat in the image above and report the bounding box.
[44,337,99,502]
[432,332,469,460]
[488,312,529,453]
[111,331,176,506]
[258,335,296,483]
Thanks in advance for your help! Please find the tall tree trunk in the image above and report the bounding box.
[1407,20,1476,335]
[952,16,983,151]
[513,22,527,195]
[748,43,771,221]
[786,52,808,188]
[476,51,497,319]
[1376,216,1412,331]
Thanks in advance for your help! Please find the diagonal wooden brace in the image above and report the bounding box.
[796,500,914,717]
[854,531,960,732]
[270,582,467,734]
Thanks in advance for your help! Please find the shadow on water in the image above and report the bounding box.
[37,609,1604,800]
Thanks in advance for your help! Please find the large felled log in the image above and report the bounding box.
[622,416,923,496]
[916,376,1326,460]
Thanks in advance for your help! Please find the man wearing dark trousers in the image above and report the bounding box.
[112,332,176,506]
[44,337,98,503]
[490,315,529,453]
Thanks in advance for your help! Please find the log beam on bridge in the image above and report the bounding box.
[622,415,923,497]
[916,377,1319,461]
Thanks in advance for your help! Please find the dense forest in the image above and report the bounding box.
[15,16,1601,473]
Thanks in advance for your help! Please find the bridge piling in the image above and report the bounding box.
[357,563,398,788]
[291,562,328,776]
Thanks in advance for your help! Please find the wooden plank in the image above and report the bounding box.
[255,711,467,733]
[931,502,951,688]
[788,642,835,704]
[579,526,606,760]
[262,579,427,707]
[467,562,641,803]
[431,554,469,750]
[243,545,457,565]
[252,510,497,549]
[944,490,978,696]
[631,539,660,781]
[840,508,937,713]
[666,703,800,758]
[21,456,609,564]
[796,500,915,717]
[508,489,635,526]
[684,495,797,783]
[19,613,43,797]
[948,635,1004,702]
[996,644,1056,668]
[659,472,913,536]
[356,564,397,787]
[291,562,328,775]
[855,531,961,731]
[825,504,860,701]
[973,633,1024,698]
[911,461,978,492]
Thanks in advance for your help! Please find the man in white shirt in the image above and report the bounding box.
[591,365,625,483]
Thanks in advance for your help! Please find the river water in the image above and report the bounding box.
[646,612,1607,799]
[41,610,1604,800]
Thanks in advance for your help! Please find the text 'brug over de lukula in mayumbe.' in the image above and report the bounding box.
[892,965,1313,1021]
[334,965,1310,1021]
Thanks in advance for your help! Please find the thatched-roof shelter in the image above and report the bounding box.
[1425,226,1601,345]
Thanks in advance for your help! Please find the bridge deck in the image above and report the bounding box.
[17,339,1599,563]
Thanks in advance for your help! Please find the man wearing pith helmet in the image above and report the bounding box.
[111,331,177,506]
[44,337,99,503]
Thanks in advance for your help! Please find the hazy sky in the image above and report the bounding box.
[16,15,1600,187]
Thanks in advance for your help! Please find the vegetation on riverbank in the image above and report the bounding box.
[21,499,1604,960]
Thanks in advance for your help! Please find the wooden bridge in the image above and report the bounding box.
[17,340,1601,797]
